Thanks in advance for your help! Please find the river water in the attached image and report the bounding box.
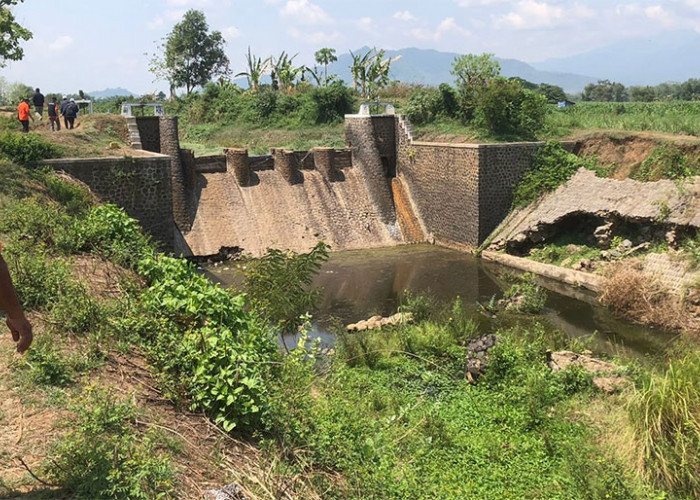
[206,245,676,359]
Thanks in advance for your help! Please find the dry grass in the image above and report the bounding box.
[600,261,698,333]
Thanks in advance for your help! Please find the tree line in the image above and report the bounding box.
[582,79,700,102]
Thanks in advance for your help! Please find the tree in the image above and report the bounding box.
[270,51,305,94]
[451,53,501,120]
[679,78,700,101]
[629,86,657,102]
[235,47,270,92]
[0,0,32,68]
[581,80,628,102]
[155,10,230,95]
[536,83,567,104]
[314,48,337,87]
[349,47,400,99]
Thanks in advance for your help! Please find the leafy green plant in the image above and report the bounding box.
[46,388,175,499]
[23,334,73,386]
[243,242,330,338]
[502,273,547,314]
[0,131,62,165]
[512,141,598,208]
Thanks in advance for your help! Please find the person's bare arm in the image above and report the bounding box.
[0,255,32,353]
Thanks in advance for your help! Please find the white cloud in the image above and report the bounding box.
[287,27,340,43]
[48,35,73,53]
[223,26,241,39]
[393,11,416,22]
[455,0,508,6]
[411,17,470,41]
[644,5,676,27]
[280,0,332,25]
[496,1,595,30]
[166,0,211,5]
[147,16,164,29]
[357,17,374,32]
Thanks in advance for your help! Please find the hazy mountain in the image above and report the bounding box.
[325,47,599,93]
[88,87,138,99]
[532,31,700,86]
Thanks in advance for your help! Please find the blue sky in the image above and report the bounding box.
[2,0,700,95]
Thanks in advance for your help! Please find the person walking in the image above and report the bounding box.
[17,98,33,133]
[47,96,60,131]
[64,98,79,129]
[60,95,69,129]
[32,88,45,120]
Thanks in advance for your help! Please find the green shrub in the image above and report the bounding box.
[40,170,93,216]
[243,242,330,336]
[75,204,152,267]
[632,145,700,181]
[397,290,434,323]
[310,82,356,124]
[46,389,175,499]
[25,334,73,386]
[134,254,279,432]
[502,273,547,314]
[0,197,74,250]
[474,79,548,139]
[512,141,597,208]
[0,131,62,165]
[3,244,73,310]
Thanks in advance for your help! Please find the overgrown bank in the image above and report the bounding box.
[1,130,700,499]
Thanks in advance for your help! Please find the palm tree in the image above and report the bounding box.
[235,47,270,92]
[314,48,337,87]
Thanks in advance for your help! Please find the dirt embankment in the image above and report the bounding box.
[574,131,700,179]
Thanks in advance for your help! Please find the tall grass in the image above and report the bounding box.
[547,102,700,136]
[628,353,700,497]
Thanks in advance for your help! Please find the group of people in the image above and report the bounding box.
[17,88,80,133]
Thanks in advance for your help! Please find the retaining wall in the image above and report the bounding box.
[43,155,176,251]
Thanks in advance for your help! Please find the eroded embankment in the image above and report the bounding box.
[485,157,700,333]
[185,166,401,257]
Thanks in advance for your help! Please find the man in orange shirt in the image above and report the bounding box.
[17,97,33,133]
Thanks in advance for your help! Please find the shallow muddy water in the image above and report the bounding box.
[207,245,676,359]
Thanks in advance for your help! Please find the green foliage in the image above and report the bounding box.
[582,80,629,102]
[24,334,73,386]
[243,242,330,336]
[547,101,700,136]
[474,79,548,138]
[632,145,700,181]
[3,243,73,310]
[451,52,501,121]
[502,273,548,314]
[159,9,229,95]
[628,352,700,496]
[309,82,355,123]
[397,290,434,323]
[404,85,459,125]
[0,131,62,165]
[132,254,278,432]
[39,170,93,216]
[512,141,597,208]
[46,389,175,499]
[0,1,33,68]
[74,204,153,267]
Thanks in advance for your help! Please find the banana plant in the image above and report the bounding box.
[235,47,271,92]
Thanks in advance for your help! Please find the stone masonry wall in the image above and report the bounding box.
[398,141,481,246]
[43,155,175,251]
[344,115,397,225]
[135,117,161,153]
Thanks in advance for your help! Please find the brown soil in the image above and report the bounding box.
[574,131,700,180]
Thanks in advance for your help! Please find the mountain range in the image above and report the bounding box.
[88,87,138,99]
[322,31,700,93]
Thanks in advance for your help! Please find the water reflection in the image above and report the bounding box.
[208,245,677,359]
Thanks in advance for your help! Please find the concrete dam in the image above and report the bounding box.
[44,111,559,256]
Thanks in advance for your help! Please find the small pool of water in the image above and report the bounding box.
[207,245,677,359]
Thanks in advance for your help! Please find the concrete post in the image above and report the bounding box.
[274,149,299,185]
[313,147,336,181]
[225,148,250,186]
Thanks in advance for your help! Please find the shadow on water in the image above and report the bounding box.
[207,244,677,359]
